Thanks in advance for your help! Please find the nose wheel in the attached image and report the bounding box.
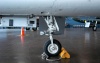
[92,26,97,31]
[44,39,62,57]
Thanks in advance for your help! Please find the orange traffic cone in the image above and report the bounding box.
[21,27,25,36]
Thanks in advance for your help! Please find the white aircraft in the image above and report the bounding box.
[0,0,100,58]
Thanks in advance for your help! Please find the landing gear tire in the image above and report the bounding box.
[44,39,62,57]
[92,26,97,31]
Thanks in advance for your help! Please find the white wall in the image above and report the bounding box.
[1,17,28,27]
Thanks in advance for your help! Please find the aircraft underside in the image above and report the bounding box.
[0,0,100,16]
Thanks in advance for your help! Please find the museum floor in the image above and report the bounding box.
[0,28,100,63]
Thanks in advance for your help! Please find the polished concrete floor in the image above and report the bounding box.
[0,28,100,63]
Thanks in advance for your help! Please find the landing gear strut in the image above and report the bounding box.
[41,16,62,58]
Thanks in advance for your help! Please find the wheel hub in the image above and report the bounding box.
[48,44,58,54]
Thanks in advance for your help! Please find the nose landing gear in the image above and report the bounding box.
[41,16,62,60]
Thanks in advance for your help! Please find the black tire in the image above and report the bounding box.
[26,27,30,30]
[92,26,97,31]
[44,39,62,57]
[32,28,37,31]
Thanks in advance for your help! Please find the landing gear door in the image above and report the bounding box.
[39,16,65,35]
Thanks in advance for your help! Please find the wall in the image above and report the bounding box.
[1,17,28,27]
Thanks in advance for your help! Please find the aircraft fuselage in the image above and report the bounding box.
[0,0,100,16]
